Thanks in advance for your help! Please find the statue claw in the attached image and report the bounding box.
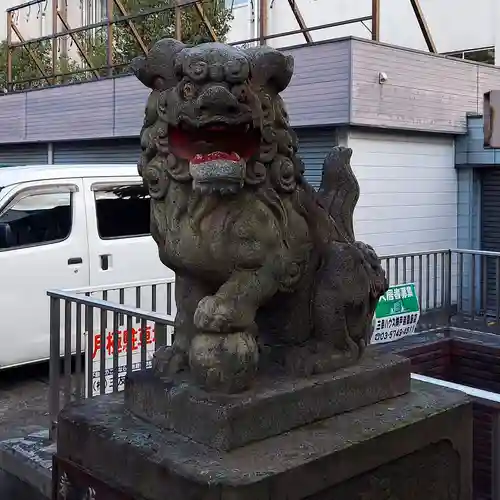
[152,345,189,377]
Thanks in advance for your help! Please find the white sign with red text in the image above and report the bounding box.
[84,322,157,397]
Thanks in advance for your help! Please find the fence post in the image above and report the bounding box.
[155,321,168,348]
[446,250,453,311]
[49,295,61,441]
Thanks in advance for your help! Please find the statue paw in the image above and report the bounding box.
[194,295,241,333]
[152,345,188,377]
[189,331,259,393]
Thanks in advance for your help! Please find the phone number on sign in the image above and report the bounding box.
[372,325,417,343]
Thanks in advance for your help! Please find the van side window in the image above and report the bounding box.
[0,192,72,250]
[94,184,150,239]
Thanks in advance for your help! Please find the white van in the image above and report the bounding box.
[0,164,172,368]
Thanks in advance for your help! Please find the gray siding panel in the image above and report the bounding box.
[26,81,114,141]
[4,37,500,142]
[53,139,140,164]
[0,41,351,145]
[0,143,48,165]
[0,94,26,142]
[114,78,149,137]
[478,65,500,108]
[350,39,500,134]
[282,42,350,126]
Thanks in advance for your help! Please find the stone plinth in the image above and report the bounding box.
[54,380,472,500]
[125,352,410,450]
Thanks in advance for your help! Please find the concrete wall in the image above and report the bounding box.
[228,0,498,61]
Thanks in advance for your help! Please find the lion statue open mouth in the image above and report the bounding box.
[131,39,388,393]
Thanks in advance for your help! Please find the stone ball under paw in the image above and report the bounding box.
[188,331,259,393]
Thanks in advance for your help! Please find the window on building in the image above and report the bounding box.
[0,191,72,250]
[445,47,495,66]
[94,184,150,239]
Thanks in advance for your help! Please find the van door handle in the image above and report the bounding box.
[100,254,110,271]
[68,257,83,265]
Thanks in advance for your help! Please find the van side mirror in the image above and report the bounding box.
[0,222,14,249]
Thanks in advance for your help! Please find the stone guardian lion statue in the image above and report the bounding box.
[131,39,388,393]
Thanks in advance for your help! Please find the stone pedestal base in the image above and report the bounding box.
[125,352,410,450]
[55,380,472,500]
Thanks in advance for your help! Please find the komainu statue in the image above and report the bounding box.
[131,39,388,393]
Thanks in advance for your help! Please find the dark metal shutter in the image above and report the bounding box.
[481,168,500,311]
[297,127,336,189]
[0,143,48,166]
[53,138,141,164]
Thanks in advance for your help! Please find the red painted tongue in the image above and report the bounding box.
[191,151,241,164]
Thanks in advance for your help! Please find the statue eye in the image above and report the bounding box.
[225,59,249,83]
[182,82,195,99]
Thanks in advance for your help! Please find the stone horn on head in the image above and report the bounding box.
[244,46,294,93]
[130,38,186,91]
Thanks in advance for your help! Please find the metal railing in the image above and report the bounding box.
[47,248,500,437]
[381,248,500,328]
[380,249,453,313]
[75,277,177,317]
[454,249,500,321]
[48,278,176,438]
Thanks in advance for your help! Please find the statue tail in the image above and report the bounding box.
[317,147,359,244]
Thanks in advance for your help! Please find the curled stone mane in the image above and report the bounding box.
[134,40,307,242]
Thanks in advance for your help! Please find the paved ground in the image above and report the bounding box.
[0,362,50,441]
[0,362,51,499]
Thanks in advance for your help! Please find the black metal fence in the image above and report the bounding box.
[46,248,500,437]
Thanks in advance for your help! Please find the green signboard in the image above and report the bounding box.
[370,283,420,345]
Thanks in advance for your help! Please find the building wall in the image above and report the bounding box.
[226,2,254,44]
[349,39,500,134]
[347,128,457,256]
[0,40,351,144]
[456,115,500,165]
[229,0,497,60]
[3,38,500,144]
